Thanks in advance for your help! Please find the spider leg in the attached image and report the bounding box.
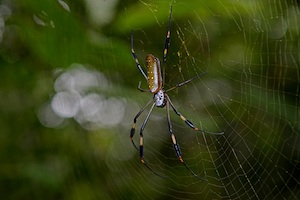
[131,30,148,80]
[138,102,167,178]
[137,81,150,92]
[166,100,207,181]
[165,94,224,135]
[162,6,172,87]
[166,72,207,92]
[130,101,166,178]
[138,102,156,154]
[130,99,153,150]
[163,6,172,63]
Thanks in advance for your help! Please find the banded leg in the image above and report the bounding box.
[166,101,207,180]
[131,30,148,80]
[138,102,155,159]
[165,94,224,135]
[162,6,172,87]
[163,6,172,63]
[130,99,153,150]
[137,103,166,178]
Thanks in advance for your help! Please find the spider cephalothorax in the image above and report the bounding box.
[153,90,166,108]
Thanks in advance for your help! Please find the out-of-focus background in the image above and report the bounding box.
[1,0,300,199]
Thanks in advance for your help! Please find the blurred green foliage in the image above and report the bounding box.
[0,0,299,199]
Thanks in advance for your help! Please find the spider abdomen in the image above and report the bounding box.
[146,54,162,93]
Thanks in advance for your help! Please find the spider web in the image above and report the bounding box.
[25,0,300,199]
[115,1,300,199]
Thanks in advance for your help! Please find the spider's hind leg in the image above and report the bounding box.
[131,30,148,80]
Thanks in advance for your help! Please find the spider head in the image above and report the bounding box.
[153,90,166,108]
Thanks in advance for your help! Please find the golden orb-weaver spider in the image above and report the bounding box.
[130,6,224,180]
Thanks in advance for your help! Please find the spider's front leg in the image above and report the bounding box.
[165,94,224,135]
[130,99,153,150]
[166,100,207,181]
[138,102,155,159]
[131,102,166,178]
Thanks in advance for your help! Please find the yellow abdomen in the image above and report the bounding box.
[146,54,162,93]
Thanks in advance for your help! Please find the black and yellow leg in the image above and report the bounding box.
[166,101,207,180]
[162,6,172,87]
[131,30,148,80]
[138,102,155,157]
[130,99,153,150]
[165,94,224,135]
[163,6,172,63]
[134,103,166,178]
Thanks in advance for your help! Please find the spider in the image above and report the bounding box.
[130,6,224,180]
